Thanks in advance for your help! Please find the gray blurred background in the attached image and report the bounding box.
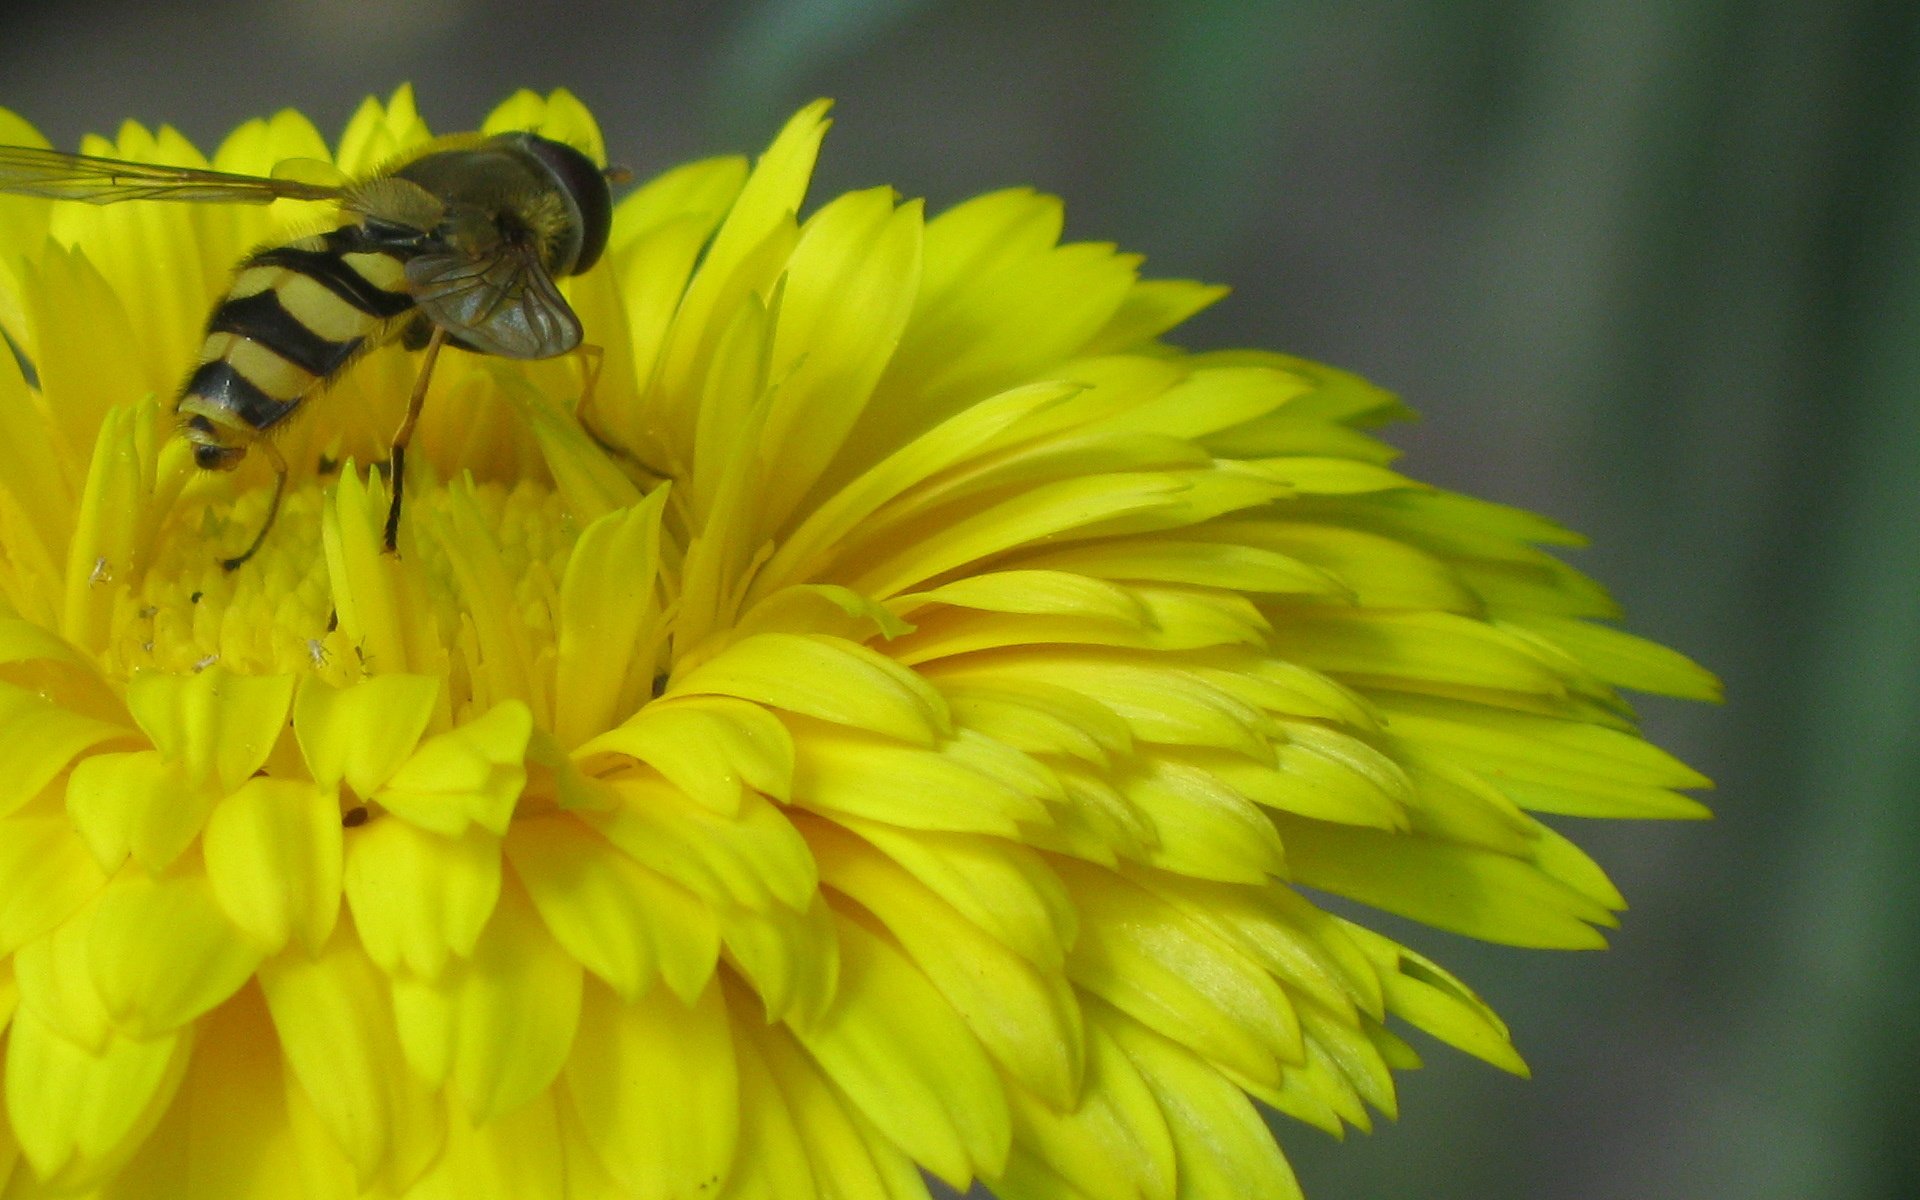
[4,2,1914,1197]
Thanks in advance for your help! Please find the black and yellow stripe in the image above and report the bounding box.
[177,224,416,445]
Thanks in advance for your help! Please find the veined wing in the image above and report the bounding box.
[0,144,343,205]
[405,243,582,361]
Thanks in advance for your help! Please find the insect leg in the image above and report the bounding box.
[384,324,448,553]
[572,342,619,451]
[572,342,678,484]
[221,437,289,572]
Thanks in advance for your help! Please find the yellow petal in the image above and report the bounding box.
[554,492,669,749]
[813,825,1085,1108]
[848,473,1193,601]
[121,984,304,1200]
[292,673,443,797]
[282,1064,360,1200]
[714,1026,820,1200]
[1013,538,1346,597]
[1251,1038,1366,1135]
[1380,691,1713,819]
[321,463,447,679]
[874,192,1137,424]
[501,363,640,517]
[1530,821,1628,910]
[653,100,829,420]
[795,914,1010,1189]
[1344,925,1527,1075]
[933,651,1268,758]
[257,930,445,1191]
[1252,456,1415,495]
[3,1006,188,1191]
[578,696,793,815]
[1397,757,1538,855]
[1504,614,1722,700]
[0,811,107,958]
[1001,1018,1177,1200]
[905,569,1152,625]
[1120,758,1288,884]
[789,724,1049,836]
[373,700,530,838]
[1217,520,1475,610]
[64,750,211,874]
[1292,1000,1397,1118]
[1081,277,1229,357]
[1275,818,1617,949]
[1127,874,1383,1024]
[87,865,263,1037]
[0,107,52,248]
[386,974,454,1093]
[613,154,750,252]
[611,180,747,443]
[587,779,815,914]
[21,246,155,473]
[941,679,1133,766]
[429,487,548,713]
[0,355,75,602]
[673,290,776,656]
[1091,366,1310,441]
[757,379,1081,599]
[0,1114,17,1200]
[124,667,295,793]
[1106,1012,1304,1200]
[757,188,923,520]
[756,1022,933,1200]
[507,815,720,1002]
[343,819,501,977]
[837,818,1077,973]
[12,899,113,1052]
[403,1093,566,1200]
[1176,746,1405,830]
[333,84,431,177]
[201,777,343,954]
[0,680,127,818]
[672,632,947,743]
[1046,765,1156,865]
[730,582,915,646]
[1057,863,1300,1089]
[1265,610,1576,697]
[402,884,582,1123]
[719,893,840,1028]
[482,86,605,165]
[211,104,331,175]
[52,125,216,384]
[563,978,739,1198]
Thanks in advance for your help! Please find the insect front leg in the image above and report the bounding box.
[572,342,678,485]
[572,342,621,453]
[221,437,289,572]
[384,324,448,553]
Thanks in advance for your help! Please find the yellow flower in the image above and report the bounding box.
[0,86,1716,1199]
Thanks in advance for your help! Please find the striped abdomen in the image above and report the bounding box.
[178,224,416,469]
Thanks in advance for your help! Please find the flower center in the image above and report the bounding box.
[106,475,580,696]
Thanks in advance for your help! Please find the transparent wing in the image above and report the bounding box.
[404,243,582,360]
[0,144,343,205]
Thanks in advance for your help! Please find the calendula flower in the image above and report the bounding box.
[0,85,1716,1199]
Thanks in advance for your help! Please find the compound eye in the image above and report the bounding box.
[516,134,613,275]
[194,443,246,472]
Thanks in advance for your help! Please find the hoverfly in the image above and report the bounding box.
[0,127,618,567]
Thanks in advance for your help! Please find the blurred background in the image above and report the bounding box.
[3,2,1913,1197]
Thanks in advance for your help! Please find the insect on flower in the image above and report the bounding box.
[0,130,621,568]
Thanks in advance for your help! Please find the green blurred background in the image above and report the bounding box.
[4,2,1914,1196]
